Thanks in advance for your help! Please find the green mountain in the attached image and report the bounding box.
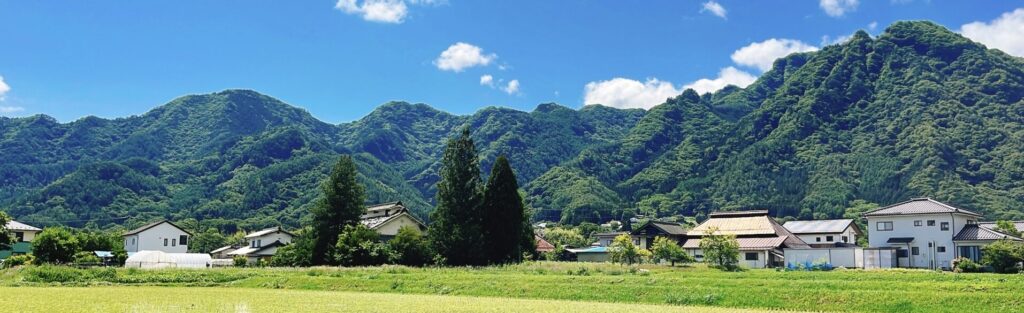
[0,91,643,231]
[528,21,1024,223]
[4,21,1024,230]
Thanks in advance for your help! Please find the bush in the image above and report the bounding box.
[1,254,34,268]
[336,224,389,266]
[982,240,1023,274]
[609,234,645,265]
[388,226,433,266]
[32,227,81,264]
[72,251,101,265]
[233,256,248,267]
[953,257,984,273]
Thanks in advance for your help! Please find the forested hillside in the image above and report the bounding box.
[3,21,1024,231]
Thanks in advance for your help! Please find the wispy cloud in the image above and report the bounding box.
[819,0,858,17]
[961,8,1024,57]
[731,38,818,71]
[334,0,443,24]
[701,1,727,19]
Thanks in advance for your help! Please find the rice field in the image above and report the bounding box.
[0,286,799,313]
[3,262,1023,313]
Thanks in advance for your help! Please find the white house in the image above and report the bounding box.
[682,210,810,268]
[863,198,1022,269]
[360,202,427,240]
[225,226,295,264]
[783,219,862,247]
[122,220,192,254]
[1,220,42,259]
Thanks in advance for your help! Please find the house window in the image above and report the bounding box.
[745,252,758,261]
[967,220,977,225]
[826,235,834,242]
[940,222,950,231]
[959,246,981,262]
[132,238,136,245]
[877,222,893,231]
[937,246,946,253]
[911,247,920,255]
[14,232,24,242]
[914,220,922,227]
[842,236,849,243]
[164,238,168,246]
[180,235,188,246]
[927,220,936,226]
[171,239,177,247]
[816,237,821,242]
[896,249,909,258]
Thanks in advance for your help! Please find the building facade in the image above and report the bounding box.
[122,220,192,254]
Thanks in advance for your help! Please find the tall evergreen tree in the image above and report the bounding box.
[482,155,529,264]
[429,128,486,266]
[309,154,366,265]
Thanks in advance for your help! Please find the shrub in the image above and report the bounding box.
[609,234,647,265]
[233,256,248,267]
[1,254,34,268]
[335,224,389,266]
[32,227,81,264]
[982,240,1023,274]
[953,257,984,273]
[73,251,101,265]
[388,226,433,266]
[651,236,692,266]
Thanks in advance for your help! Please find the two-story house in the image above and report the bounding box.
[226,226,295,264]
[783,219,862,248]
[360,202,427,240]
[122,220,192,254]
[682,210,810,268]
[863,198,1021,269]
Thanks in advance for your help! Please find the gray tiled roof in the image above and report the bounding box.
[682,236,790,250]
[245,226,294,239]
[862,198,982,217]
[122,220,193,236]
[783,219,856,234]
[4,220,41,232]
[955,224,1023,241]
[979,221,1024,234]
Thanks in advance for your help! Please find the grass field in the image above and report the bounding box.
[0,286,801,313]
[2,262,1023,313]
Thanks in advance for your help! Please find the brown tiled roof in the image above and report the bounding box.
[863,198,982,217]
[682,236,789,250]
[688,211,777,236]
[954,224,1023,241]
[535,235,555,252]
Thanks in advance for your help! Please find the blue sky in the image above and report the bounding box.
[2,1,1024,123]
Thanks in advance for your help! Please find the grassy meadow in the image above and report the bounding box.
[2,262,1023,313]
[0,286,802,313]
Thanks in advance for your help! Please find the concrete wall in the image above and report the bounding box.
[576,252,609,262]
[686,248,773,268]
[867,213,977,269]
[784,248,863,268]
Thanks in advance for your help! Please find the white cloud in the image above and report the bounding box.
[961,8,1024,57]
[334,0,442,24]
[868,21,878,31]
[434,42,497,72]
[731,38,818,71]
[583,78,683,109]
[0,76,9,100]
[701,1,727,19]
[821,34,853,46]
[479,75,494,86]
[683,66,757,94]
[820,0,858,17]
[502,79,520,95]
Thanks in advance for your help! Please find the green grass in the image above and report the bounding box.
[3,262,1024,313]
[0,286,795,313]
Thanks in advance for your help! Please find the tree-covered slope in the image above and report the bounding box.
[526,21,1024,223]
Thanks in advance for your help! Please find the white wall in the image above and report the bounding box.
[686,248,770,268]
[375,215,424,237]
[784,248,863,268]
[866,213,976,269]
[248,231,293,248]
[795,227,857,246]
[125,222,190,253]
